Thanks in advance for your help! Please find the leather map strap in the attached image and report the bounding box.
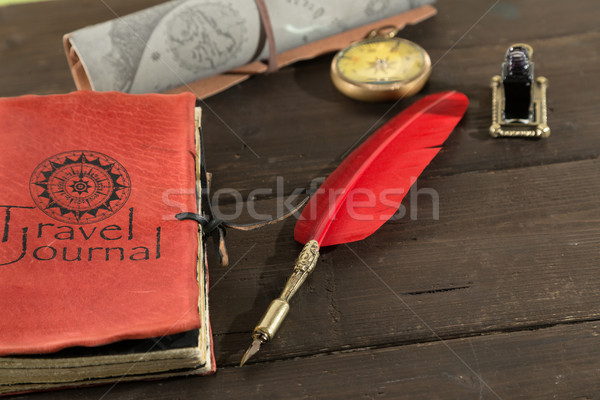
[254,0,278,73]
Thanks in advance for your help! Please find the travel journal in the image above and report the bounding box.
[0,91,214,395]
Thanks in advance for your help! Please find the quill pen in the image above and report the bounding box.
[241,91,469,365]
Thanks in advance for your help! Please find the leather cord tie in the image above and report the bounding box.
[176,210,229,267]
[176,120,308,267]
[176,194,309,267]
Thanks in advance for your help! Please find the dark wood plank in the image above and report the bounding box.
[206,157,600,365]
[21,321,600,400]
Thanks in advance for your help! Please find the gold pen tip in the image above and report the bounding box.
[240,338,262,366]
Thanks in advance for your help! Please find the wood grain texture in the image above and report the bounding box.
[2,0,600,398]
[18,321,600,400]
[207,158,600,365]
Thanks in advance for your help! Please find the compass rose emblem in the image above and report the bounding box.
[29,151,131,224]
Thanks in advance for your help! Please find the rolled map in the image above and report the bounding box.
[64,0,435,95]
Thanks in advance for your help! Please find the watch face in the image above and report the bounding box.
[335,38,427,84]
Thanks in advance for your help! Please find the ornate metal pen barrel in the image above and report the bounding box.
[253,240,320,342]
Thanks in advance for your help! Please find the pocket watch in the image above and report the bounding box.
[331,26,431,102]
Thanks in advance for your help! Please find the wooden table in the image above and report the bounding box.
[2,0,600,398]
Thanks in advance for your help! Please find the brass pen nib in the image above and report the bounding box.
[240,338,262,366]
[240,240,320,367]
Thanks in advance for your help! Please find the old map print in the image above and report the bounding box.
[68,0,434,93]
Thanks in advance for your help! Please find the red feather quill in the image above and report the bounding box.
[241,91,469,365]
[295,90,469,246]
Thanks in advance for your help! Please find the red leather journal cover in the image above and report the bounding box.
[0,91,202,357]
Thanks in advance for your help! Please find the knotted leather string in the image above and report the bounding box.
[176,125,308,267]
